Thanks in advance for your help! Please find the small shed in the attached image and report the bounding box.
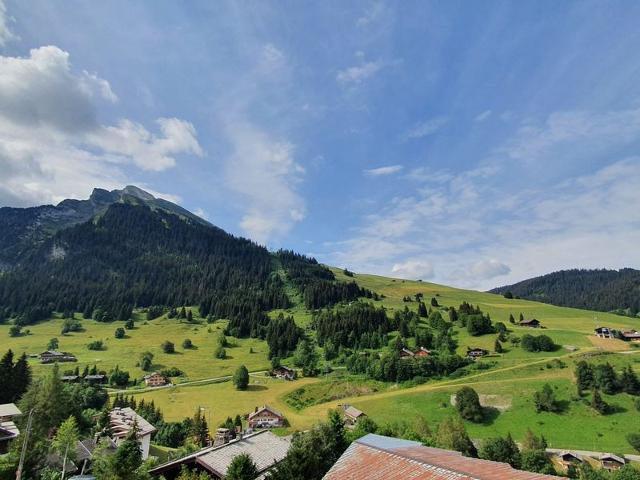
[600,453,625,471]
[342,405,366,425]
[519,319,541,328]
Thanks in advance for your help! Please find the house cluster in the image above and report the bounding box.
[556,450,628,473]
[39,350,77,364]
[594,326,640,341]
[399,347,431,359]
[271,365,297,380]
[0,403,21,454]
[148,430,291,479]
[143,372,168,387]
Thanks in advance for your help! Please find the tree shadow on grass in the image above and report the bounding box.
[246,385,268,392]
[480,407,501,426]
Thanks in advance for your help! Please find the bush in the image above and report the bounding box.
[533,384,560,413]
[455,387,484,422]
[114,327,125,339]
[61,318,83,334]
[9,324,22,337]
[182,339,193,349]
[521,334,557,352]
[87,340,105,351]
[627,433,640,453]
[162,341,175,354]
[160,367,184,377]
[140,351,154,371]
[214,345,227,359]
[233,365,250,390]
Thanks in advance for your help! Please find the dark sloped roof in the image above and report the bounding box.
[323,434,561,480]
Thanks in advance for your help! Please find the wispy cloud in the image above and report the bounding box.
[356,2,386,27]
[336,60,385,85]
[364,164,403,176]
[474,110,492,122]
[0,0,16,47]
[402,116,448,140]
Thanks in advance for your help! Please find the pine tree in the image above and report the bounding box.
[591,389,608,414]
[494,338,504,353]
[226,453,259,480]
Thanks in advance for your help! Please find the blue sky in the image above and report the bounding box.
[2,0,640,289]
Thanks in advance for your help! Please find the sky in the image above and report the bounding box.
[1,0,640,290]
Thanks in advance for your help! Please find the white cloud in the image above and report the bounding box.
[0,0,16,47]
[391,259,435,280]
[474,110,492,122]
[0,46,202,206]
[469,259,511,279]
[356,2,386,27]
[224,121,305,243]
[364,164,403,176]
[337,60,384,85]
[402,116,448,140]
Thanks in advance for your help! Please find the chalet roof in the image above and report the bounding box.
[400,348,415,356]
[622,331,640,339]
[85,374,106,380]
[274,365,295,372]
[0,403,21,418]
[143,372,165,379]
[558,451,582,461]
[62,375,79,381]
[148,430,290,477]
[323,434,561,480]
[76,437,117,462]
[600,453,625,464]
[0,422,19,441]
[519,319,540,325]
[343,406,365,419]
[249,405,283,420]
[109,407,156,438]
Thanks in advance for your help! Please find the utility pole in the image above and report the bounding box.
[16,408,35,480]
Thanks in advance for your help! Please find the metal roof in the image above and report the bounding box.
[323,434,561,480]
[0,403,21,418]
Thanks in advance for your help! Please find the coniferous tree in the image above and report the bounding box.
[226,453,259,480]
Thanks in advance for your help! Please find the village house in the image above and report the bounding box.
[341,405,366,426]
[40,350,77,364]
[247,405,284,429]
[323,434,560,480]
[148,430,290,479]
[594,327,613,339]
[272,365,297,380]
[0,403,21,454]
[467,347,488,359]
[85,374,107,384]
[143,372,167,387]
[519,318,541,328]
[621,330,640,342]
[109,407,157,459]
[61,375,80,383]
[600,453,625,471]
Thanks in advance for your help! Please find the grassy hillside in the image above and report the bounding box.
[3,270,638,452]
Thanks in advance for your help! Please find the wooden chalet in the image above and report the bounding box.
[272,365,297,380]
[247,405,284,429]
[621,330,640,341]
[342,405,366,426]
[143,372,167,387]
[557,451,582,467]
[40,350,77,363]
[466,348,488,359]
[594,327,613,339]
[109,407,157,459]
[399,348,415,359]
[600,453,625,471]
[519,318,541,328]
[414,347,431,357]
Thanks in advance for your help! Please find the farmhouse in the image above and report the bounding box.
[143,372,167,387]
[0,403,21,454]
[272,365,297,380]
[148,430,290,479]
[84,374,107,384]
[600,453,625,471]
[519,318,541,328]
[594,327,613,339]
[621,330,640,341]
[247,405,284,429]
[467,347,488,359]
[109,407,157,459]
[341,405,366,426]
[40,350,77,363]
[557,451,582,467]
[323,434,560,479]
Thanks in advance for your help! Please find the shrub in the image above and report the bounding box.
[162,341,175,354]
[140,351,154,371]
[48,337,59,350]
[521,334,557,352]
[455,387,484,422]
[214,345,227,359]
[182,339,193,349]
[160,367,184,377]
[627,433,640,453]
[114,327,125,339]
[9,324,22,337]
[533,384,560,413]
[233,365,250,390]
[87,340,105,351]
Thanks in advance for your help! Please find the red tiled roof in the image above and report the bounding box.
[323,434,560,480]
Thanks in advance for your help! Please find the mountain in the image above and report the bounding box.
[491,268,640,315]
[0,185,209,270]
[0,187,370,332]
